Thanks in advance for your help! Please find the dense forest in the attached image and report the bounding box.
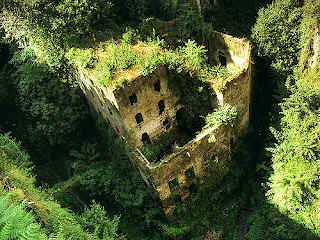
[0,0,320,239]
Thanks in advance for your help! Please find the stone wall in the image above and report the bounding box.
[210,32,253,136]
[76,71,126,135]
[76,66,181,147]
[210,31,251,72]
[113,66,181,147]
[135,124,232,215]
[221,64,252,135]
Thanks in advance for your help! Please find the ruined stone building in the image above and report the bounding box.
[76,31,253,215]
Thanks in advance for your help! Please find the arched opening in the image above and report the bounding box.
[135,113,143,124]
[142,133,151,144]
[153,80,161,92]
[129,93,137,105]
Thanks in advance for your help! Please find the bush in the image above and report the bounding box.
[204,104,237,129]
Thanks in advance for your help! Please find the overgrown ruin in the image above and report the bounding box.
[76,31,253,215]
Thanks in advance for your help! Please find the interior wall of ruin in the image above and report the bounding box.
[146,124,232,215]
[222,64,252,135]
[210,32,251,72]
[113,66,181,147]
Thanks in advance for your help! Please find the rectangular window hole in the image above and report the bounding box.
[185,167,196,181]
[158,100,165,115]
[153,80,161,92]
[129,93,137,105]
[219,54,227,66]
[168,178,179,192]
[135,113,143,124]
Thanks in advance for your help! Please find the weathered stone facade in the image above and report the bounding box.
[133,124,232,215]
[77,32,252,215]
[77,66,181,147]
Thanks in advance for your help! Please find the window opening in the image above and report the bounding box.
[129,93,137,105]
[185,167,196,182]
[135,113,143,124]
[109,108,113,116]
[158,100,165,115]
[163,119,170,130]
[99,99,103,106]
[142,133,151,144]
[153,80,161,92]
[168,178,179,192]
[219,54,227,66]
[90,91,95,98]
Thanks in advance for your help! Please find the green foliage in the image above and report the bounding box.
[176,40,207,75]
[77,133,148,207]
[70,111,164,239]
[78,201,125,240]
[0,0,116,67]
[12,49,87,153]
[266,73,320,234]
[93,29,212,87]
[142,143,161,162]
[246,198,318,240]
[66,48,94,70]
[94,32,137,85]
[141,129,176,162]
[169,2,214,45]
[204,104,237,129]
[0,195,47,240]
[137,37,165,75]
[199,64,230,90]
[0,133,31,171]
[252,0,303,74]
[0,132,125,240]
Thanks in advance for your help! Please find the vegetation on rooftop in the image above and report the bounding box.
[67,30,230,90]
